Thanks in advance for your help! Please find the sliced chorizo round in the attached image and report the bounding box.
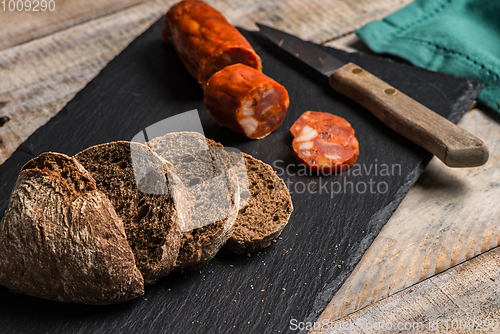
[204,64,290,139]
[291,111,359,173]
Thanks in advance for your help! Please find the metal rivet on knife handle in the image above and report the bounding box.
[384,88,396,95]
[352,68,363,74]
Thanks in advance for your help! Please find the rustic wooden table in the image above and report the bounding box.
[1,0,499,333]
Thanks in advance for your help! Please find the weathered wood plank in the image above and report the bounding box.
[0,0,150,51]
[324,32,375,54]
[0,0,413,51]
[212,0,413,43]
[0,0,179,164]
[315,108,500,325]
[311,225,500,333]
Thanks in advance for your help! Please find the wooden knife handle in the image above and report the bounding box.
[329,62,488,167]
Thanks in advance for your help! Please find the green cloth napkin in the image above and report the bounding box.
[357,0,500,113]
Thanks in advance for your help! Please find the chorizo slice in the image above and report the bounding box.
[291,111,359,173]
[162,0,262,89]
[290,111,335,137]
[204,64,290,139]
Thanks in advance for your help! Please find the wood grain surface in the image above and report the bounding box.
[0,0,174,165]
[312,202,500,333]
[1,0,500,331]
[315,108,500,327]
[0,0,154,51]
[0,0,413,51]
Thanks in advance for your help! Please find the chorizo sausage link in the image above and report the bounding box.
[162,0,262,89]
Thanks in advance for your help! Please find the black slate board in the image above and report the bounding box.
[0,19,482,334]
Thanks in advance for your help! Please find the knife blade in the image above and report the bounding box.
[257,24,489,168]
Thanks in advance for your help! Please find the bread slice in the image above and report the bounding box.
[75,141,183,284]
[223,153,293,255]
[147,132,239,271]
[0,153,144,305]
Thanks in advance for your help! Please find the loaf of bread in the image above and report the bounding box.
[74,141,184,284]
[0,134,293,305]
[147,132,239,270]
[0,153,144,305]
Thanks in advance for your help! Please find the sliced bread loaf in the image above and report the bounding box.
[75,141,183,284]
[147,132,239,270]
[223,153,293,255]
[152,132,292,256]
[0,153,144,304]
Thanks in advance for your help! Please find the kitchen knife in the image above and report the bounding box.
[257,24,489,168]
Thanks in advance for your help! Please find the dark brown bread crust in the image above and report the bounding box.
[224,153,293,254]
[147,132,239,271]
[0,153,144,305]
[75,142,183,284]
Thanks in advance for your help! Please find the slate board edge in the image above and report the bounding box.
[302,157,429,327]
[299,71,483,326]
[298,73,482,327]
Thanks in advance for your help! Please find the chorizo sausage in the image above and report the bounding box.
[162,0,262,89]
[291,111,359,173]
[204,64,290,139]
